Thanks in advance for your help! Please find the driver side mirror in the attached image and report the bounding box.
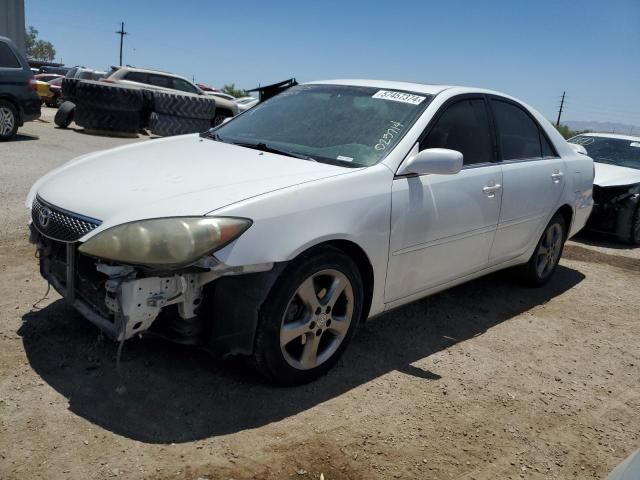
[397,148,463,176]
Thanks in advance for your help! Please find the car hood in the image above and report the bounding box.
[594,162,640,187]
[27,135,350,235]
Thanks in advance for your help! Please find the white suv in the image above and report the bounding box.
[27,80,594,384]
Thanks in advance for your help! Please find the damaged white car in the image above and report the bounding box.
[27,80,593,384]
[568,133,640,245]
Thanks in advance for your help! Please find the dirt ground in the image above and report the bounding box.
[1,113,639,479]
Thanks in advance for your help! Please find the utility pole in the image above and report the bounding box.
[556,91,565,126]
[115,22,128,66]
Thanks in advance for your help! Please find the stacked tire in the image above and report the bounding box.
[74,81,143,134]
[149,91,216,137]
[61,78,80,104]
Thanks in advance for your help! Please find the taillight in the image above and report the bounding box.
[29,78,37,92]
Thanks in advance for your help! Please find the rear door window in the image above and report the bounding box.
[148,74,171,88]
[0,43,21,68]
[124,71,149,84]
[491,99,554,160]
[421,98,494,165]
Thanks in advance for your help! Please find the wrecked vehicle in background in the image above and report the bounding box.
[569,133,640,245]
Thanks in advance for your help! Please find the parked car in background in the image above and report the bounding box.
[38,65,71,76]
[27,80,593,384]
[103,67,238,124]
[33,73,63,104]
[0,36,41,140]
[34,73,63,83]
[45,77,63,107]
[568,133,640,245]
[204,91,236,102]
[235,96,258,112]
[33,79,51,103]
[65,67,107,81]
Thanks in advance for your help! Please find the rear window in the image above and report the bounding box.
[0,42,21,68]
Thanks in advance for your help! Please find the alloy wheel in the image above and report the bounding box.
[280,269,354,370]
[535,223,563,278]
[0,107,15,137]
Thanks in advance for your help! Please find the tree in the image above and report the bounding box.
[25,26,56,61]
[222,83,248,98]
[554,123,577,139]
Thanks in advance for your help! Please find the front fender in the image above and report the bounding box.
[211,163,394,317]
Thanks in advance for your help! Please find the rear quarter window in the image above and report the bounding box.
[0,43,21,68]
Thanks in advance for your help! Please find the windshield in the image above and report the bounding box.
[211,84,432,167]
[569,135,640,170]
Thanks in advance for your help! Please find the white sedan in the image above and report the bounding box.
[26,80,593,384]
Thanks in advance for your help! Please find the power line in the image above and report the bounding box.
[115,22,128,66]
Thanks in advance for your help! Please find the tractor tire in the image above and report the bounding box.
[54,101,75,128]
[149,112,211,137]
[61,78,80,103]
[152,91,216,120]
[76,80,143,112]
[615,195,640,245]
[75,104,140,134]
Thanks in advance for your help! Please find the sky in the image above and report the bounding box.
[25,0,640,127]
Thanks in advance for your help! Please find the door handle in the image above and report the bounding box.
[551,171,564,183]
[482,183,502,198]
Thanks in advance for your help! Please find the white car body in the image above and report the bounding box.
[235,96,259,112]
[568,133,640,243]
[580,133,640,187]
[26,79,593,373]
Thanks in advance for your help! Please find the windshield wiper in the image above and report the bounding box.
[231,141,317,161]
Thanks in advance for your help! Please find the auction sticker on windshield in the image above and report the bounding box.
[372,90,426,105]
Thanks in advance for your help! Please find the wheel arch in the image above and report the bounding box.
[305,239,375,323]
[556,203,574,239]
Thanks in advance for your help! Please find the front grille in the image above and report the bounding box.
[32,196,101,242]
[37,233,114,320]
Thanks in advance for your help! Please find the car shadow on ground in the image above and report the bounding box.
[19,265,584,444]
[10,133,39,141]
[571,230,638,251]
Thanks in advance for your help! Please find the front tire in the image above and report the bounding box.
[521,214,566,287]
[615,196,640,245]
[251,247,363,385]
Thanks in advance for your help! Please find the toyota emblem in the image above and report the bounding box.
[39,207,51,228]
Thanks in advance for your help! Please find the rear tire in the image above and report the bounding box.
[0,100,18,141]
[251,246,363,385]
[615,196,640,245]
[76,80,143,112]
[520,214,566,287]
[75,104,140,134]
[149,112,210,137]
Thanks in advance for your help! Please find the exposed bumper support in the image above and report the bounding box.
[34,225,274,342]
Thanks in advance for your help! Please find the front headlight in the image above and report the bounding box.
[78,217,251,267]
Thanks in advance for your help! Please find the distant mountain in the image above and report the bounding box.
[564,120,639,135]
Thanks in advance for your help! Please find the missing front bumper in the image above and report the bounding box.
[32,224,273,342]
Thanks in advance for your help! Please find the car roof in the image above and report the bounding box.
[117,66,188,79]
[580,132,640,142]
